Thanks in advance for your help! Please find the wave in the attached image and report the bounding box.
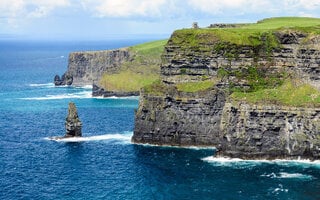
[202,156,320,168]
[134,142,216,150]
[45,132,132,143]
[261,172,314,180]
[20,91,92,100]
[29,83,93,90]
[270,184,289,194]
[105,96,140,100]
[29,83,55,88]
[75,85,93,89]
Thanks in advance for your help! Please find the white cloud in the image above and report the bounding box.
[187,0,320,17]
[284,0,320,10]
[81,0,167,18]
[0,0,70,29]
[187,0,275,15]
[27,0,70,18]
[0,0,70,19]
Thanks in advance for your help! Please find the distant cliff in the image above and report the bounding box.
[55,48,131,86]
[132,17,320,160]
[54,40,166,97]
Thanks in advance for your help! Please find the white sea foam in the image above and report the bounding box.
[271,184,289,194]
[278,172,313,179]
[134,142,216,150]
[75,85,93,89]
[20,91,92,100]
[202,156,320,168]
[45,132,133,143]
[261,172,314,180]
[29,83,55,88]
[106,96,140,100]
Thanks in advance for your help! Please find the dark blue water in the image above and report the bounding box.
[0,40,319,200]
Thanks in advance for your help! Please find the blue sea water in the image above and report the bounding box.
[0,39,319,200]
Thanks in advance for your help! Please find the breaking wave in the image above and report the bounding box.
[261,172,314,180]
[202,156,320,168]
[29,83,55,88]
[45,132,133,143]
[75,85,93,89]
[20,91,92,100]
[29,83,93,90]
[106,96,140,100]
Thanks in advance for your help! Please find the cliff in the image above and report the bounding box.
[55,40,166,97]
[55,48,131,86]
[132,17,320,160]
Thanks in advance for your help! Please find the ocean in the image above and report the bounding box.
[0,39,319,200]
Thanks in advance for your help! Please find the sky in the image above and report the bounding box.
[0,0,320,40]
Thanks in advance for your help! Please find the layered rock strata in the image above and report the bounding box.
[133,27,320,160]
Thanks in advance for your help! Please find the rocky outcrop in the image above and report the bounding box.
[65,102,82,137]
[54,48,131,86]
[133,24,320,160]
[92,84,139,97]
[54,74,73,86]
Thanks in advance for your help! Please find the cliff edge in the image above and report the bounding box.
[55,40,166,97]
[132,17,320,160]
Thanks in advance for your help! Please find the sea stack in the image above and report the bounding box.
[65,102,82,137]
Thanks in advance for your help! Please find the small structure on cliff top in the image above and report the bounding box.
[192,22,199,29]
[65,102,82,137]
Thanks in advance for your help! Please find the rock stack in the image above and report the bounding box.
[65,102,82,137]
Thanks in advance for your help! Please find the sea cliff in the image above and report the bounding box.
[132,17,320,160]
[55,40,166,97]
[55,48,131,86]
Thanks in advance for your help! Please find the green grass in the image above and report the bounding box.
[130,39,167,57]
[143,79,169,95]
[100,68,159,92]
[244,17,320,30]
[171,17,320,48]
[176,80,216,93]
[231,79,320,107]
[100,39,167,92]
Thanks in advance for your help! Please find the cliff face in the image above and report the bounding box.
[134,89,226,146]
[220,103,320,159]
[54,40,166,96]
[56,48,131,86]
[161,31,320,89]
[133,22,320,160]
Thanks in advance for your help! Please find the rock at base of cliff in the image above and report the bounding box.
[65,102,82,137]
[92,84,139,97]
[54,74,73,86]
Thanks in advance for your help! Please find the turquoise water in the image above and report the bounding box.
[0,40,319,200]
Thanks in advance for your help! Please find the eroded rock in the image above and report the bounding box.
[65,102,82,137]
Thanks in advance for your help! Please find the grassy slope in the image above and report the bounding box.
[232,79,320,107]
[228,17,320,107]
[99,39,167,92]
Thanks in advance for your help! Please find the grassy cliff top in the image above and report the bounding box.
[99,39,167,92]
[171,17,320,47]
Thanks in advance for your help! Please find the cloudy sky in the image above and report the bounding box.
[0,0,320,40]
